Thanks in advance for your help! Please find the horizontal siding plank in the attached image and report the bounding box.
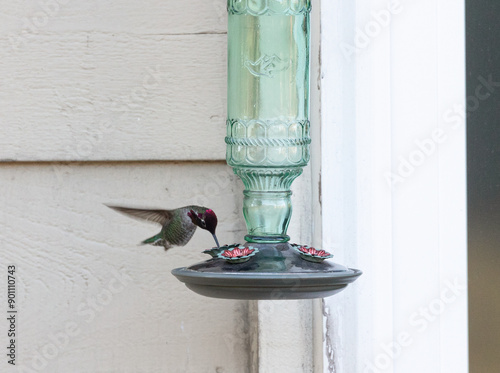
[0,0,227,35]
[0,33,227,161]
[0,162,248,372]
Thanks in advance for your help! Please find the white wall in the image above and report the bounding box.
[2,0,470,372]
[1,1,244,372]
[0,1,319,372]
[0,162,252,372]
[0,0,227,161]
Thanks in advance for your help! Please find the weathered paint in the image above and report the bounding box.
[0,1,316,371]
[0,162,255,372]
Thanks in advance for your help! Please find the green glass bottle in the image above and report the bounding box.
[226,0,311,243]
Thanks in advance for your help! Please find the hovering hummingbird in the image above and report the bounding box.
[107,205,219,250]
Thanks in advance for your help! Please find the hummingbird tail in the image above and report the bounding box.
[141,234,173,251]
[141,234,163,246]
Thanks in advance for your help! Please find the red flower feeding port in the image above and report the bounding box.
[222,247,256,258]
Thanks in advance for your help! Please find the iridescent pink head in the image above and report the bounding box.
[188,208,219,247]
[202,209,218,235]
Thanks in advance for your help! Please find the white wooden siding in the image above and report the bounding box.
[0,2,319,371]
[0,162,253,372]
[0,1,268,372]
[0,1,227,161]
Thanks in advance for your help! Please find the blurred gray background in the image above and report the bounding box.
[467,0,500,371]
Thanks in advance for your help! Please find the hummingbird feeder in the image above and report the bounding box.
[172,0,361,299]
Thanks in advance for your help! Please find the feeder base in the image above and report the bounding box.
[172,242,361,300]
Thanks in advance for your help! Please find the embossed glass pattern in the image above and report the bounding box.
[226,0,311,243]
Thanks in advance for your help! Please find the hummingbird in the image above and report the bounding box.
[106,205,219,250]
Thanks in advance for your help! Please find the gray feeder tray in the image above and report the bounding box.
[172,242,361,300]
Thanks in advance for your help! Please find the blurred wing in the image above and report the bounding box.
[106,205,172,226]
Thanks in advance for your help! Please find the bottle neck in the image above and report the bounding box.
[243,190,292,243]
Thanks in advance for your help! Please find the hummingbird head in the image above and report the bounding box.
[188,209,218,235]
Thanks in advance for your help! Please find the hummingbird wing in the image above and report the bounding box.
[106,205,173,226]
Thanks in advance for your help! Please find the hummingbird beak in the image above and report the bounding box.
[212,233,220,248]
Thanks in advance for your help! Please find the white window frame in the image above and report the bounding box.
[318,1,468,372]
